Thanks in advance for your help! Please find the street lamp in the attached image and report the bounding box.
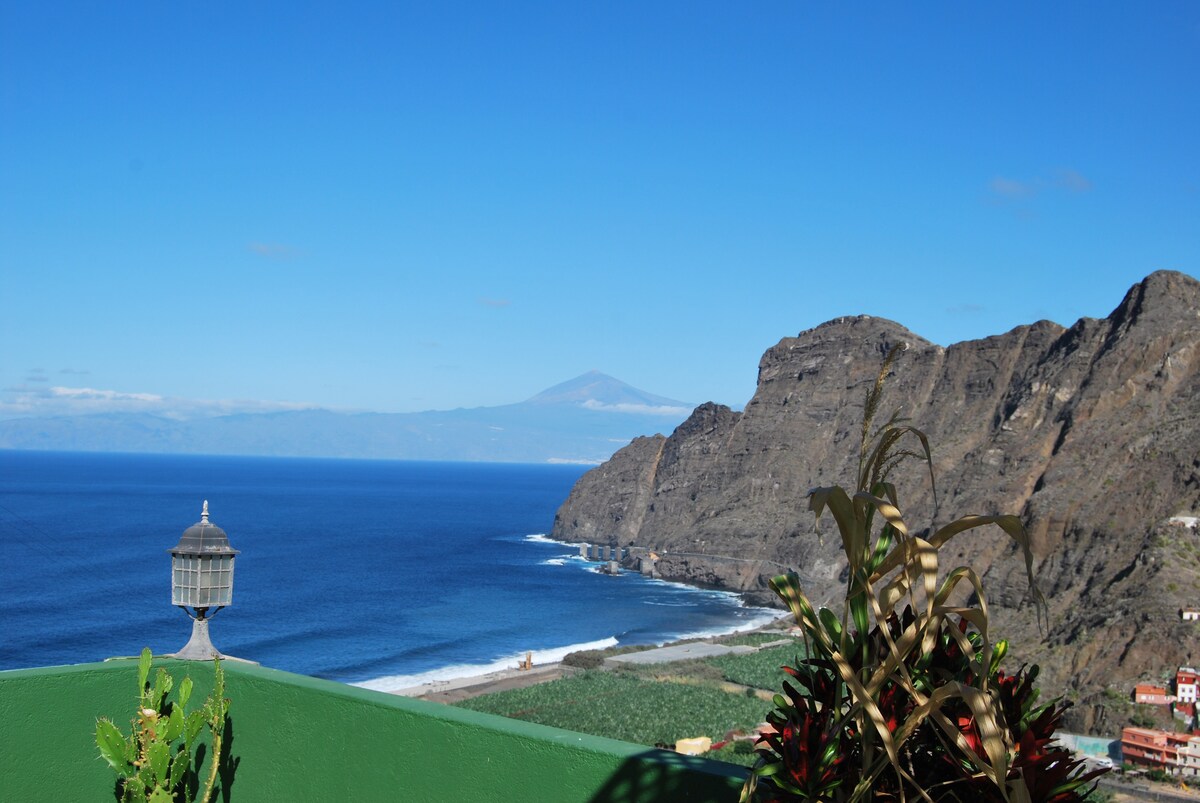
[168,500,239,660]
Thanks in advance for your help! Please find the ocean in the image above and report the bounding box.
[0,450,777,689]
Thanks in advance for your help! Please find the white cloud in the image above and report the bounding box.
[50,386,163,402]
[0,385,319,420]
[1055,168,1093,193]
[989,177,1035,198]
[248,242,301,259]
[988,168,1094,200]
[581,399,692,416]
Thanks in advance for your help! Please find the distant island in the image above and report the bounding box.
[0,371,693,464]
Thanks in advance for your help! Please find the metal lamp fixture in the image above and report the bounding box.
[169,500,239,660]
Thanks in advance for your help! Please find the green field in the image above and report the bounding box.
[708,642,808,690]
[455,637,808,768]
[610,641,807,691]
[457,668,771,748]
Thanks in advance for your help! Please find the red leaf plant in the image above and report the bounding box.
[742,349,1109,802]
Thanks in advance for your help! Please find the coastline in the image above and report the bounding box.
[367,611,793,702]
[387,658,577,702]
[348,534,785,697]
[351,595,782,696]
[351,636,619,694]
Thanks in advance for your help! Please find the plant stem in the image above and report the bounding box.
[199,731,221,803]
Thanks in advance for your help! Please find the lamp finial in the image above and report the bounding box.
[201,500,209,524]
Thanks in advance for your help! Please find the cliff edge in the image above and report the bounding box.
[552,270,1200,730]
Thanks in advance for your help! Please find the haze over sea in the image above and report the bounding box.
[0,450,776,688]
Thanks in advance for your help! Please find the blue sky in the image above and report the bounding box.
[2,3,1197,418]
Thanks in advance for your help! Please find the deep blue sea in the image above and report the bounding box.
[0,451,776,688]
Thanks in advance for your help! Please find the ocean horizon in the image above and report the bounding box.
[0,450,778,688]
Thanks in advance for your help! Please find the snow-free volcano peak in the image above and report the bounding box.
[525,371,692,415]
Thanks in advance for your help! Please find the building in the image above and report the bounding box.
[1121,727,1200,775]
[1182,609,1200,621]
[1181,739,1200,776]
[1178,668,1200,704]
[1134,684,1176,705]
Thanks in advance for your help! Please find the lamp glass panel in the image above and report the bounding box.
[172,553,234,607]
[172,554,201,606]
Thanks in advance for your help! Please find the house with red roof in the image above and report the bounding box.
[1177,668,1199,704]
[1122,727,1200,776]
[1134,684,1176,705]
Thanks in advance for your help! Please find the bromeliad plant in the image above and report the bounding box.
[95,648,231,803]
[743,348,1106,802]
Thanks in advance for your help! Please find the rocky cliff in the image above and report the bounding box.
[552,270,1200,731]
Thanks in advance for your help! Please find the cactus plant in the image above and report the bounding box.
[95,648,230,803]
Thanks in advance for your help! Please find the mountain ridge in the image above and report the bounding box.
[551,270,1200,732]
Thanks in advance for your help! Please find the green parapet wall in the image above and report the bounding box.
[0,658,747,801]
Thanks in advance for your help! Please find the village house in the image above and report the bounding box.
[1121,727,1200,776]
[1134,684,1176,705]
[1177,668,1199,704]
[1182,739,1200,776]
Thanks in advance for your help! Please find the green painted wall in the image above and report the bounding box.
[0,658,746,801]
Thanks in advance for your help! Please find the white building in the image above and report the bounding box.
[1178,667,1200,704]
[1179,738,1200,776]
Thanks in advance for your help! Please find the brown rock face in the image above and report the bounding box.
[551,271,1200,728]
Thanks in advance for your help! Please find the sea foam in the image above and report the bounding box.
[352,636,619,692]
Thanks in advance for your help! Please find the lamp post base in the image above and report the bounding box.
[169,616,225,661]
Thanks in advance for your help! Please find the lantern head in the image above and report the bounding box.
[169,500,239,613]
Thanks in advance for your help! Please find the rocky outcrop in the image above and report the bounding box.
[552,271,1200,727]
